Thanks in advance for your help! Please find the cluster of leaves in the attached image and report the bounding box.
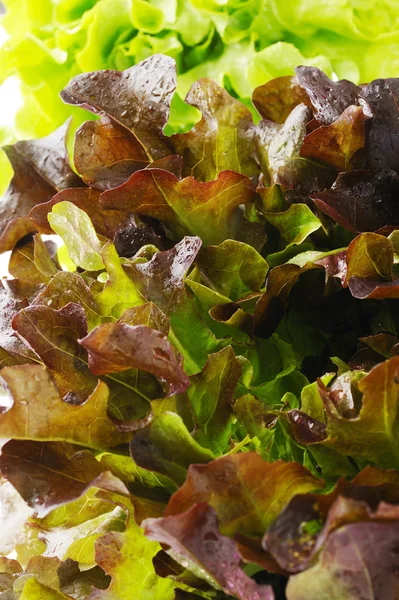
[2,54,399,599]
[4,0,399,195]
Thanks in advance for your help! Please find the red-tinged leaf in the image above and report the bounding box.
[252,75,310,124]
[144,504,275,600]
[171,78,259,181]
[8,236,58,284]
[261,103,335,198]
[80,323,189,395]
[0,121,81,252]
[359,333,399,358]
[113,216,165,259]
[165,453,322,537]
[287,410,327,445]
[57,561,111,598]
[264,467,399,576]
[30,187,131,239]
[100,168,261,247]
[312,169,399,232]
[118,303,170,334]
[60,55,176,160]
[12,303,97,404]
[14,292,155,427]
[148,155,184,178]
[0,148,53,253]
[0,282,35,367]
[0,439,129,517]
[125,236,202,313]
[74,116,149,190]
[314,250,347,285]
[209,302,254,339]
[32,272,102,330]
[348,277,399,299]
[286,521,399,600]
[295,67,360,126]
[300,105,366,171]
[2,278,44,303]
[254,263,317,338]
[0,364,130,450]
[11,119,81,191]
[360,79,399,172]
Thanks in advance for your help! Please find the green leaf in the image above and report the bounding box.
[94,242,143,319]
[263,204,322,246]
[48,202,104,272]
[130,412,214,485]
[89,515,176,600]
[345,232,393,283]
[194,240,268,301]
[314,357,399,468]
[33,272,103,330]
[20,578,71,600]
[187,346,241,454]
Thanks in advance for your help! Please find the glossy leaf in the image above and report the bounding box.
[286,521,399,600]
[100,168,261,247]
[0,121,81,252]
[31,188,131,240]
[360,78,399,172]
[12,303,97,404]
[312,169,399,232]
[171,78,259,181]
[263,204,322,246]
[0,439,129,518]
[345,232,393,283]
[61,55,176,160]
[80,323,189,396]
[252,76,309,124]
[74,116,149,190]
[316,357,399,468]
[300,105,366,171]
[295,67,360,126]
[264,103,335,196]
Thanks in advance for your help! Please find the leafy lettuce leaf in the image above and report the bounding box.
[2,57,399,600]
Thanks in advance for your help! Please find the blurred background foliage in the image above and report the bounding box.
[2,0,399,194]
